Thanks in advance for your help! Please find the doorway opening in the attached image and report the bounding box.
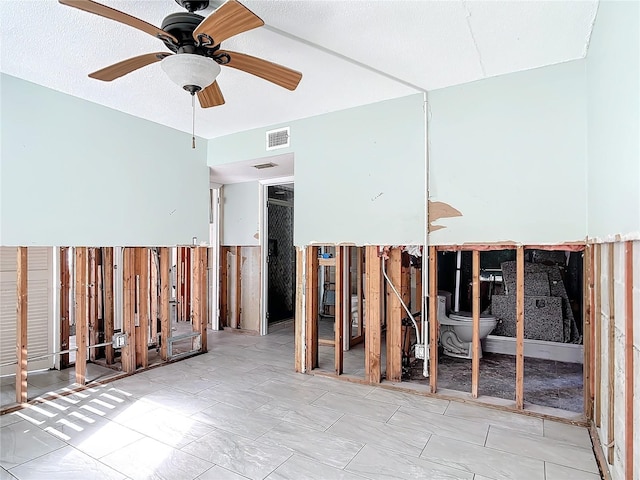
[265,183,295,331]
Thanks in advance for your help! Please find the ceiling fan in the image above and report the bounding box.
[58,0,303,108]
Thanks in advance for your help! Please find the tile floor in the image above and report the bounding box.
[1,325,601,480]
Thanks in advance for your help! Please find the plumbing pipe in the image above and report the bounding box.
[454,250,462,312]
[382,257,421,345]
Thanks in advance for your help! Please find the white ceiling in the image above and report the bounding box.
[0,0,598,140]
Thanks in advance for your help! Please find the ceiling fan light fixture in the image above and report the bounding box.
[161,54,221,94]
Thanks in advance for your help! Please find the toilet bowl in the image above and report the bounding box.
[437,291,497,359]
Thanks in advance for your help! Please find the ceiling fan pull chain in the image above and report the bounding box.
[192,93,196,149]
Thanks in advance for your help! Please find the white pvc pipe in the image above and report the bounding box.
[454,250,462,312]
[382,257,421,344]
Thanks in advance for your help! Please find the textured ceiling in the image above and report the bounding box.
[0,0,598,139]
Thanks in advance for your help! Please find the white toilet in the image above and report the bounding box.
[437,291,497,359]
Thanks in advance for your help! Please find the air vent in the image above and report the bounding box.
[266,127,290,151]
[253,162,277,170]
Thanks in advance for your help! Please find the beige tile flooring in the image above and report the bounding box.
[1,325,601,480]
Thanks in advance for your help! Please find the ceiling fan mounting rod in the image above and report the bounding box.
[175,0,210,13]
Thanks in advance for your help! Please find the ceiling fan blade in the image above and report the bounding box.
[193,0,264,46]
[218,50,302,91]
[198,81,225,108]
[59,0,177,44]
[89,53,171,81]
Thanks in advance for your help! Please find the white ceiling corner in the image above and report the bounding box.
[0,0,598,140]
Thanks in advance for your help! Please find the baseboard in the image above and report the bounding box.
[483,335,583,363]
[589,422,612,480]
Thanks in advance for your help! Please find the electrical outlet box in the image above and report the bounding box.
[414,344,426,360]
[112,333,127,348]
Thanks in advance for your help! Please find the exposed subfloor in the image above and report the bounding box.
[1,324,600,480]
[407,353,584,413]
[316,316,584,414]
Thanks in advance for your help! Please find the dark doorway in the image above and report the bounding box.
[267,184,295,325]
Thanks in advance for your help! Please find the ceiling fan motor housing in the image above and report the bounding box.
[161,13,211,52]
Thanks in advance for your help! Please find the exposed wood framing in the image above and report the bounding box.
[515,246,525,410]
[351,247,365,347]
[185,247,192,322]
[344,247,353,349]
[200,247,208,352]
[436,244,583,252]
[159,247,170,361]
[88,248,98,362]
[594,244,602,427]
[234,246,242,329]
[624,241,634,480]
[177,247,192,323]
[294,247,305,373]
[607,243,615,465]
[386,247,403,383]
[74,247,88,385]
[193,247,208,353]
[59,247,71,369]
[121,248,137,373]
[471,250,480,398]
[584,245,593,419]
[149,249,159,345]
[176,248,182,321]
[335,246,344,375]
[103,247,114,364]
[137,248,149,369]
[415,261,422,340]
[305,247,319,371]
[365,246,382,384]
[429,246,438,392]
[400,253,412,361]
[16,247,28,403]
[220,246,229,328]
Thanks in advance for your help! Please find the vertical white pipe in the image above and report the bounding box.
[454,250,462,312]
[423,91,430,378]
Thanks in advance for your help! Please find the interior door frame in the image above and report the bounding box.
[259,176,294,336]
[209,183,222,330]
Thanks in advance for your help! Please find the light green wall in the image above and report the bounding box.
[428,60,588,245]
[221,181,260,246]
[586,0,640,240]
[208,94,427,247]
[0,74,210,246]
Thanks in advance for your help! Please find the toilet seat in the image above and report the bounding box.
[449,311,496,322]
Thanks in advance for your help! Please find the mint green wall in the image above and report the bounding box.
[0,74,210,246]
[221,181,260,246]
[586,0,640,241]
[208,94,427,247]
[428,60,588,245]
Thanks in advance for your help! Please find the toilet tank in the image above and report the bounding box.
[437,290,452,318]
